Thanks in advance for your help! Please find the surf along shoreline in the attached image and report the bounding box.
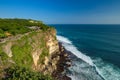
[56,35,105,80]
[52,42,72,80]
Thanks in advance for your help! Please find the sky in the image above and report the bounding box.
[0,0,120,24]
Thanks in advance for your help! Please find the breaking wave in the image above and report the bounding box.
[57,35,120,80]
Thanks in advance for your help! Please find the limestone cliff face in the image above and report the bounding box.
[0,28,60,75]
[46,31,59,55]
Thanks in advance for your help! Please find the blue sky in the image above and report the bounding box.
[0,0,120,24]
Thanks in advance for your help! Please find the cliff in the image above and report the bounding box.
[0,19,72,80]
[0,20,65,80]
[0,28,60,69]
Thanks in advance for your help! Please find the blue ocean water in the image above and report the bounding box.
[50,24,120,80]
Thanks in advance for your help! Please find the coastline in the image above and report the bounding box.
[52,42,72,80]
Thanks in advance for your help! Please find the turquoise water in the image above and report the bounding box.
[51,24,120,80]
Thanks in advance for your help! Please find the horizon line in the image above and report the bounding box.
[47,24,120,25]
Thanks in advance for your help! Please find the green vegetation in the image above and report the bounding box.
[0,48,8,61]
[0,18,50,38]
[0,18,55,79]
[11,31,49,67]
[0,52,8,61]
[0,44,8,62]
[11,35,33,68]
[3,66,53,80]
[0,29,6,38]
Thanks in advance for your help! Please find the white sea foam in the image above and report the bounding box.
[57,35,105,79]
[57,35,72,44]
[93,58,120,80]
[57,35,120,80]
[67,59,103,80]
[57,35,94,66]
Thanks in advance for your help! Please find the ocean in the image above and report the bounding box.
[50,24,120,80]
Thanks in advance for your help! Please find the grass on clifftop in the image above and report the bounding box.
[0,18,50,38]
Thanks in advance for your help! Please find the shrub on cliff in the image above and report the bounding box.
[0,29,6,38]
[3,66,53,80]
